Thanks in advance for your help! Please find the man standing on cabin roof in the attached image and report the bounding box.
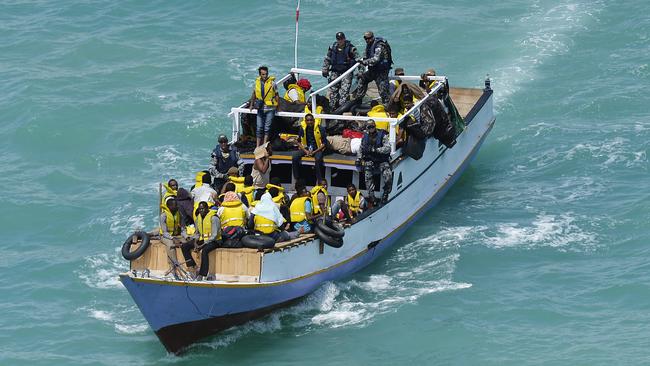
[357,119,393,205]
[210,134,244,192]
[292,113,328,183]
[352,31,393,104]
[249,66,280,147]
[322,32,359,111]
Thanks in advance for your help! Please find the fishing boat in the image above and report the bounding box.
[118,21,495,353]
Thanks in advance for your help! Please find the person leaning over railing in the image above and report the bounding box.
[322,32,359,111]
[249,66,280,147]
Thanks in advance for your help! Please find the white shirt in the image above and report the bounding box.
[191,184,217,204]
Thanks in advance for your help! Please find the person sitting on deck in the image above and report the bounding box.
[291,113,328,183]
[163,179,178,201]
[284,78,311,104]
[191,171,218,210]
[210,134,244,192]
[419,68,437,92]
[311,178,331,217]
[266,177,287,206]
[357,119,393,205]
[217,191,249,243]
[252,142,272,198]
[227,166,245,193]
[250,192,299,243]
[267,184,290,223]
[249,66,280,147]
[192,201,223,281]
[175,187,195,227]
[218,182,237,203]
[159,197,194,276]
[240,175,254,207]
[289,180,320,233]
[331,183,367,221]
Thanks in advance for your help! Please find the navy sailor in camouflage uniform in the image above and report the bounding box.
[356,119,393,205]
[353,31,393,104]
[322,32,359,111]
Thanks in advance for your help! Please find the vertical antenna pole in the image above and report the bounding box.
[294,0,300,69]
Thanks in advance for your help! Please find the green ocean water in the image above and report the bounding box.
[1,0,649,364]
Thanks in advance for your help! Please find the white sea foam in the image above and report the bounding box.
[83,305,150,335]
[78,250,127,289]
[481,213,597,251]
[565,137,648,169]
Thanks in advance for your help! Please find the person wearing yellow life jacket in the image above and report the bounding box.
[419,68,437,92]
[217,191,249,242]
[191,201,222,281]
[240,175,255,207]
[226,166,245,193]
[159,197,195,276]
[162,178,178,202]
[331,183,368,221]
[250,192,299,243]
[283,78,311,103]
[249,66,280,147]
[191,171,218,207]
[292,113,329,183]
[311,179,331,216]
[289,180,320,233]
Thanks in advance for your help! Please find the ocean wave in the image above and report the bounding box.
[493,1,604,112]
[78,249,127,290]
[565,137,648,169]
[480,213,598,251]
[83,304,149,335]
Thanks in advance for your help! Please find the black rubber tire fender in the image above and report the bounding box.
[315,225,344,248]
[241,234,276,250]
[121,231,151,260]
[316,220,345,239]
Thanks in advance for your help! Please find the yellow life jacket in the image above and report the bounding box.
[229,176,245,193]
[290,196,312,223]
[266,183,286,205]
[300,119,323,149]
[162,182,177,202]
[250,200,259,208]
[159,206,181,236]
[311,185,330,215]
[283,84,306,103]
[304,104,324,125]
[241,185,254,205]
[254,76,277,107]
[367,104,401,134]
[219,201,246,229]
[196,209,220,241]
[254,214,279,234]
[347,191,362,214]
[194,171,206,188]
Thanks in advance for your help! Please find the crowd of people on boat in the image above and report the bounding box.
[152,30,466,280]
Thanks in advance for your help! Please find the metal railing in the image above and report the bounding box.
[229,66,446,156]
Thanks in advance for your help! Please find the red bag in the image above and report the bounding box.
[342,129,364,139]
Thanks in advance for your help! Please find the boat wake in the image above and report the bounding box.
[492,1,604,113]
[194,228,472,350]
